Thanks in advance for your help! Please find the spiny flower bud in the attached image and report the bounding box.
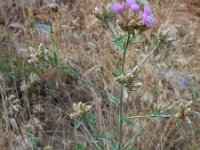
[117,19,125,28]
[93,7,102,18]
[93,3,114,21]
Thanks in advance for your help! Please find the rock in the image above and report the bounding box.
[35,22,52,41]
[8,23,22,32]
[48,2,59,11]
[35,23,52,34]
[154,68,194,90]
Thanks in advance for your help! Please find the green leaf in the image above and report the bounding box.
[85,113,96,127]
[75,120,82,129]
[112,70,121,77]
[112,143,119,150]
[113,35,128,52]
[52,51,58,67]
[106,93,119,104]
[131,37,145,43]
[192,88,198,101]
[123,118,141,128]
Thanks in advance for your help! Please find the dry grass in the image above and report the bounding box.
[0,0,200,149]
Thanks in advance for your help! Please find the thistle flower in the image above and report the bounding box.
[130,3,140,13]
[142,5,156,27]
[142,14,156,27]
[112,2,124,14]
[70,102,92,119]
[126,0,136,8]
[144,5,153,15]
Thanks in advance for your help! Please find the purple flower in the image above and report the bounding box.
[130,3,140,13]
[126,0,136,8]
[144,5,153,16]
[142,5,156,27]
[142,14,156,27]
[112,2,124,14]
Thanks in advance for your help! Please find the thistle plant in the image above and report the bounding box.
[28,0,194,149]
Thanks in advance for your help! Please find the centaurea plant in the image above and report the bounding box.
[29,0,186,150]
[110,1,157,149]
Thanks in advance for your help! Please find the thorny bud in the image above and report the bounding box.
[70,102,92,119]
[93,3,114,21]
[175,101,193,124]
[117,19,125,28]
[93,7,102,18]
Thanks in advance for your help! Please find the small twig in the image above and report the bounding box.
[126,114,174,119]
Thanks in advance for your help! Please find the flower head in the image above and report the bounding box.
[70,102,92,119]
[112,2,124,14]
[142,14,156,27]
[142,5,156,27]
[126,0,136,8]
[144,5,153,16]
[130,3,140,13]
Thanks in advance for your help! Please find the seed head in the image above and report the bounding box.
[175,101,193,124]
[70,102,92,119]
[28,44,50,64]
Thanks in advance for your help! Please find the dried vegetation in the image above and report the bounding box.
[0,0,200,149]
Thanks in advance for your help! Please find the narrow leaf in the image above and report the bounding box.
[52,51,58,66]
[106,93,119,104]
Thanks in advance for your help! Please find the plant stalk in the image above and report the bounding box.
[118,32,131,150]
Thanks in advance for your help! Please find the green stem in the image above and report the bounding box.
[137,40,161,69]
[104,21,125,51]
[118,32,131,150]
[122,113,174,150]
[44,60,118,103]
[122,119,152,150]
[104,21,116,39]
